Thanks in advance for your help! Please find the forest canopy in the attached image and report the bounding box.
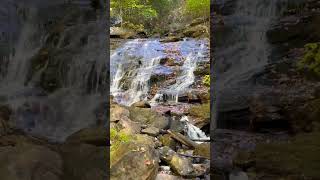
[110,0,210,33]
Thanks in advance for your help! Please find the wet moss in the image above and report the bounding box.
[110,128,133,166]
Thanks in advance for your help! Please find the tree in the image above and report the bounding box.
[185,0,210,18]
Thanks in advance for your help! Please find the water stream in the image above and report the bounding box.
[216,0,288,112]
[110,38,209,106]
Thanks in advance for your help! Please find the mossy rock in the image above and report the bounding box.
[159,134,177,150]
[250,132,320,179]
[194,143,210,159]
[188,103,210,128]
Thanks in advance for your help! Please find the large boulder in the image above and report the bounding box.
[65,126,107,146]
[110,142,159,180]
[60,143,107,180]
[0,135,63,180]
[129,107,169,130]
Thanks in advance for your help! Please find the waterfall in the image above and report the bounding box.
[215,0,289,117]
[0,1,107,142]
[111,38,209,106]
[217,0,285,88]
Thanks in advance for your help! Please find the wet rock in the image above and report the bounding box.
[0,135,63,180]
[110,27,136,39]
[170,155,194,176]
[188,103,210,129]
[159,146,176,162]
[183,25,209,38]
[65,126,106,146]
[110,143,159,180]
[129,107,169,130]
[135,134,156,148]
[159,134,177,150]
[155,174,181,180]
[141,127,160,137]
[160,57,183,66]
[194,143,210,159]
[159,146,194,176]
[110,104,130,122]
[132,101,151,108]
[160,36,183,43]
[61,143,107,180]
[111,104,141,134]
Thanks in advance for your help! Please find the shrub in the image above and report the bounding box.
[297,43,320,76]
[203,75,210,87]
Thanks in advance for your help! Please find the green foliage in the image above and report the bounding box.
[297,43,320,76]
[110,128,132,165]
[203,75,210,87]
[110,0,157,29]
[185,0,210,18]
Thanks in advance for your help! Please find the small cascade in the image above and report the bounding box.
[181,116,210,142]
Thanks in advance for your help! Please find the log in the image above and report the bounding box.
[167,130,197,149]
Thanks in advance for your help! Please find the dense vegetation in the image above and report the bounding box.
[110,0,210,33]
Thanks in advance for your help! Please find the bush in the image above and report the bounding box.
[297,43,320,76]
[203,75,210,87]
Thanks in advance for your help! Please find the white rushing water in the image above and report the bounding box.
[111,38,209,106]
[180,116,210,142]
[217,0,283,88]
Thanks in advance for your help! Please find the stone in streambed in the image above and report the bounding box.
[129,107,169,130]
[170,155,194,176]
[132,101,151,108]
[0,135,63,180]
[158,146,194,176]
[110,142,159,180]
[193,143,210,159]
[159,134,177,150]
[141,127,160,137]
[65,126,106,146]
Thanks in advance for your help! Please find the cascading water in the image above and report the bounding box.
[0,1,107,142]
[111,38,209,106]
[216,0,288,112]
[180,116,210,142]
